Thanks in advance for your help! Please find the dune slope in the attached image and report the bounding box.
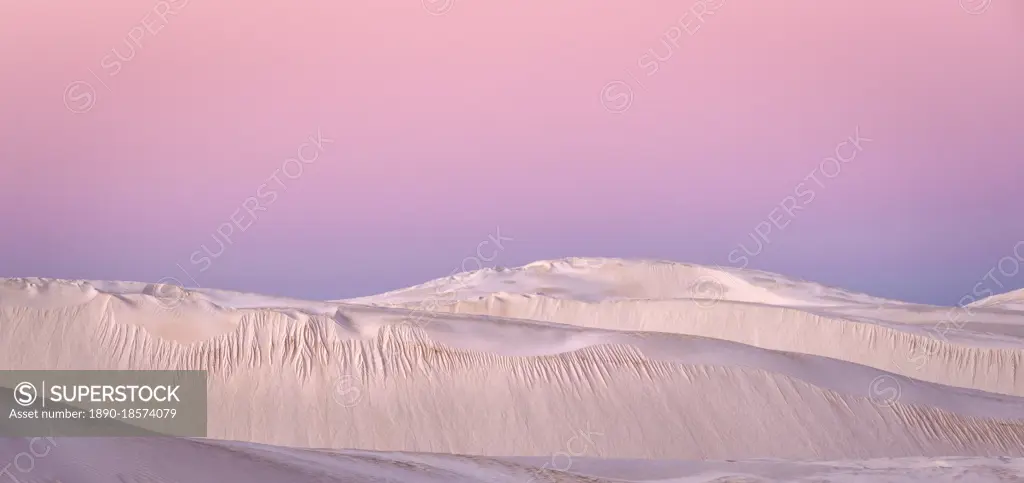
[1,259,1023,480]
[356,258,1024,397]
[0,273,1022,460]
[4,436,1024,483]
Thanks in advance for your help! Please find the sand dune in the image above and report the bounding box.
[341,257,902,307]
[973,288,1024,311]
[1,259,1023,480]
[357,258,1024,397]
[4,436,1023,482]
[412,294,1024,396]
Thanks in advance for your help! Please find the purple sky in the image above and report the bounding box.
[1,0,1022,305]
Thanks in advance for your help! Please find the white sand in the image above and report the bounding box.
[972,287,1024,312]
[1,258,1023,481]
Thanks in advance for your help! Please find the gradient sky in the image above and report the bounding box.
[1,0,1022,305]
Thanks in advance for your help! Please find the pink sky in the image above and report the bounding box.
[0,0,1021,304]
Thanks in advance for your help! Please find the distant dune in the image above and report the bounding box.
[972,288,1024,311]
[2,258,1023,481]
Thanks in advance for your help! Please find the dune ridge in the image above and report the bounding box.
[973,288,1024,311]
[412,294,1024,397]
[1,284,1023,459]
[2,259,1024,480]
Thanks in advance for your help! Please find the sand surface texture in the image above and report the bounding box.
[1,258,1022,481]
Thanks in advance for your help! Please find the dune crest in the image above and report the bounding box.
[973,288,1024,311]
[341,257,902,308]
